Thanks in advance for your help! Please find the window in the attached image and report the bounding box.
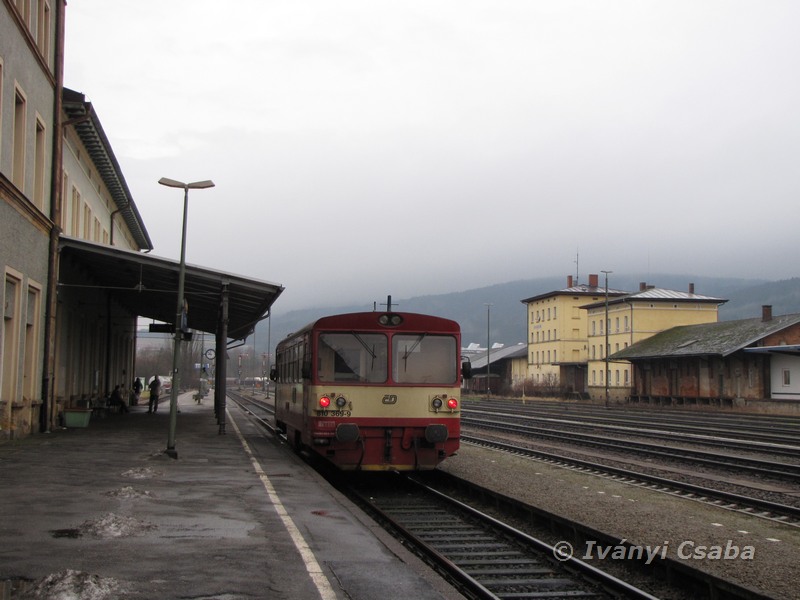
[16,0,32,26]
[624,315,629,331]
[318,333,387,383]
[83,204,92,240]
[615,317,619,333]
[13,88,27,189]
[783,369,791,386]
[71,187,81,236]
[37,1,51,60]
[393,334,457,384]
[23,285,41,401]
[33,117,46,210]
[61,171,69,229]
[0,60,3,148]
[3,274,23,404]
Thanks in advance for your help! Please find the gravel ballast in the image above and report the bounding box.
[438,443,800,600]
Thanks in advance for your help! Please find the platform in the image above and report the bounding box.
[0,394,462,599]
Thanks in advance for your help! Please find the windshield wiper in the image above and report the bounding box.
[401,334,426,371]
[350,332,376,364]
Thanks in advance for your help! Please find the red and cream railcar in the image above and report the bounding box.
[272,310,468,470]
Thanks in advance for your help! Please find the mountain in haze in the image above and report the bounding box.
[256,274,800,353]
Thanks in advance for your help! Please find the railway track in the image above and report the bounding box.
[461,414,800,481]
[461,433,800,527]
[463,400,800,449]
[225,395,781,598]
[346,473,658,600]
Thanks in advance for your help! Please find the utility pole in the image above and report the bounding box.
[485,303,493,399]
[601,270,612,408]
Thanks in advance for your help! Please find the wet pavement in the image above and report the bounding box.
[0,394,461,599]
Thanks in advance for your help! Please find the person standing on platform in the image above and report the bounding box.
[148,376,162,414]
[132,377,143,405]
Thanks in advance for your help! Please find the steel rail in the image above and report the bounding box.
[461,434,800,527]
[462,416,800,481]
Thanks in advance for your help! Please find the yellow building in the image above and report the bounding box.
[522,275,628,395]
[584,283,726,401]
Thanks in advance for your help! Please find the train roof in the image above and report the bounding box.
[280,311,461,343]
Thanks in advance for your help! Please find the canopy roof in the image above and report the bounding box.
[59,237,283,341]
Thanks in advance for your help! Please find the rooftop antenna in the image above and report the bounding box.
[380,295,396,312]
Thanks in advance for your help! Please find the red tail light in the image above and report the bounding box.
[447,398,458,409]
[319,396,331,408]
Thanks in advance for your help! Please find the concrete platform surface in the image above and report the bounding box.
[0,394,461,599]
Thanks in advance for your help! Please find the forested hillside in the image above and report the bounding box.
[262,275,800,352]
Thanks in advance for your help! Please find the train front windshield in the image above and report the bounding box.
[317,332,458,385]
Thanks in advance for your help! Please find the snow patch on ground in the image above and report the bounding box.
[104,485,153,499]
[79,513,155,538]
[19,569,119,600]
[120,466,161,479]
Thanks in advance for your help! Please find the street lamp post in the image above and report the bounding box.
[601,270,612,408]
[485,303,493,400]
[158,177,215,458]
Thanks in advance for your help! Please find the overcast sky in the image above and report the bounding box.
[64,1,800,310]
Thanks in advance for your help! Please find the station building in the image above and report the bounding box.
[612,305,800,412]
[1,3,282,439]
[582,282,726,401]
[521,275,727,401]
[521,275,627,395]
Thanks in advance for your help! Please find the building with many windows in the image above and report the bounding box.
[521,274,628,395]
[612,306,800,410]
[521,276,727,400]
[1,0,65,437]
[583,282,726,401]
[2,3,282,439]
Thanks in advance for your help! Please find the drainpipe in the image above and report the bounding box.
[109,207,124,246]
[41,0,66,433]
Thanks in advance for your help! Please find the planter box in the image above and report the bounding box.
[64,409,92,428]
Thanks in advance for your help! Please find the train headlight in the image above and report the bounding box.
[335,396,347,408]
[378,313,404,326]
[431,397,443,410]
[319,395,331,408]
[447,397,458,410]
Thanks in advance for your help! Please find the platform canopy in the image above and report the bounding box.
[58,237,283,341]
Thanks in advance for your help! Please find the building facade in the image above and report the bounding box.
[522,274,627,395]
[2,4,283,440]
[583,283,726,401]
[1,3,154,438]
[612,307,800,410]
[53,89,152,418]
[1,0,64,438]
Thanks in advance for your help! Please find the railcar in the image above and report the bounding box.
[271,309,470,470]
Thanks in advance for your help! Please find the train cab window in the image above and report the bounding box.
[317,333,388,383]
[392,334,457,384]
